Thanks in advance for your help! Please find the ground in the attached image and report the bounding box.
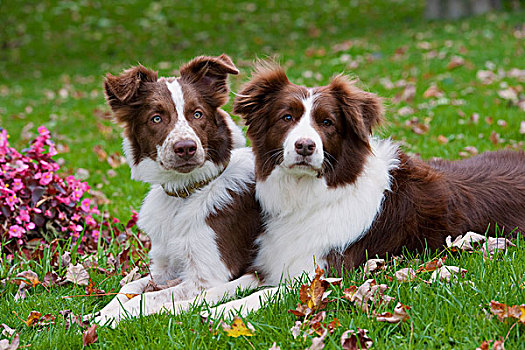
[0,0,524,348]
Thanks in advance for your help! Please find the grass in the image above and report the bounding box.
[1,0,524,348]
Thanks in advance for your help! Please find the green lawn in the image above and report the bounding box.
[1,0,524,348]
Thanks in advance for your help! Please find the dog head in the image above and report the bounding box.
[233,62,383,187]
[104,54,240,183]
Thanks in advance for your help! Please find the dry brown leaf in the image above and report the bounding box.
[1,324,15,337]
[307,329,327,350]
[430,265,466,282]
[119,266,141,287]
[82,324,98,346]
[92,145,107,162]
[14,270,40,288]
[393,84,416,103]
[489,131,500,145]
[0,334,19,350]
[489,300,525,324]
[346,279,392,313]
[417,256,446,273]
[43,271,59,288]
[363,259,385,275]
[423,84,444,98]
[481,237,516,257]
[437,135,449,144]
[65,264,89,286]
[395,268,417,282]
[340,328,373,349]
[446,232,486,251]
[25,311,42,327]
[447,56,465,70]
[374,302,411,323]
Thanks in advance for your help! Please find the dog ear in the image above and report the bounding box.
[179,54,239,108]
[327,74,383,143]
[104,65,158,116]
[233,61,289,126]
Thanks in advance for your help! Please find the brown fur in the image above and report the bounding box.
[235,62,525,277]
[104,56,238,168]
[206,185,262,280]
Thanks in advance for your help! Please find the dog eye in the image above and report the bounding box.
[151,115,162,124]
[282,114,293,122]
[193,111,203,119]
[322,119,333,127]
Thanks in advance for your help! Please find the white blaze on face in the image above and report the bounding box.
[282,90,324,173]
[158,79,205,167]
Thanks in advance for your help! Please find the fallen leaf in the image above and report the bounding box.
[85,279,105,296]
[340,328,373,349]
[345,279,392,313]
[119,266,141,287]
[92,145,107,162]
[221,317,255,337]
[417,257,446,273]
[489,131,500,145]
[59,310,89,330]
[0,334,19,350]
[477,70,497,84]
[61,252,72,268]
[437,135,449,144]
[395,268,417,282]
[291,266,331,317]
[430,265,466,282]
[393,84,416,103]
[520,121,525,134]
[446,231,486,251]
[489,300,525,324]
[374,302,411,323]
[14,270,39,288]
[1,324,15,337]
[447,56,465,70]
[25,311,42,327]
[65,264,89,286]
[481,237,516,257]
[290,321,303,339]
[268,342,281,350]
[497,87,518,102]
[423,84,444,98]
[307,329,327,350]
[43,271,59,288]
[82,324,98,346]
[363,259,385,275]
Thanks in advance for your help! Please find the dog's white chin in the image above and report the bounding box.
[281,164,320,177]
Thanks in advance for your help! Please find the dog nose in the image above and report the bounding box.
[173,140,197,160]
[295,138,316,156]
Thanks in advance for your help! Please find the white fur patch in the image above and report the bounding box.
[282,91,324,172]
[138,147,255,285]
[254,138,399,285]
[157,79,205,167]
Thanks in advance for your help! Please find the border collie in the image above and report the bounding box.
[94,55,261,325]
[149,62,524,319]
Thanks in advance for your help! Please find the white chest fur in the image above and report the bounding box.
[254,139,399,285]
[137,148,255,286]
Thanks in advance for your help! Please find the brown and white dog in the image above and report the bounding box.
[143,62,525,319]
[94,55,262,325]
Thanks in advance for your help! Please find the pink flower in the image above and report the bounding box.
[80,198,91,212]
[91,230,100,243]
[74,224,83,232]
[45,209,53,217]
[58,196,71,205]
[39,172,53,185]
[9,225,25,238]
[71,188,84,202]
[48,144,57,157]
[37,126,50,136]
[5,195,18,210]
[71,213,81,221]
[19,210,30,222]
[85,215,97,227]
[12,178,24,191]
[58,211,66,220]
[25,222,35,230]
[90,205,100,215]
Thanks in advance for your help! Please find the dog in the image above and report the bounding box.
[145,62,524,320]
[94,55,262,325]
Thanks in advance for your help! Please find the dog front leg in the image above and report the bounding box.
[90,275,151,322]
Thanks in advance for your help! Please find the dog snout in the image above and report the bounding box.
[173,140,197,160]
[295,138,316,156]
